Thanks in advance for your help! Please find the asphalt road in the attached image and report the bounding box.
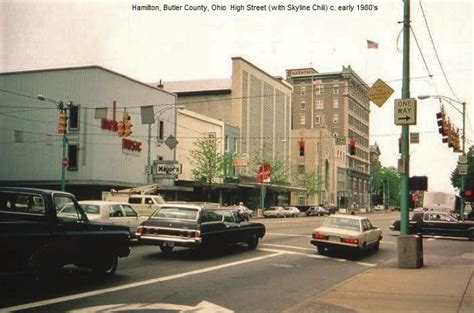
[1,211,472,312]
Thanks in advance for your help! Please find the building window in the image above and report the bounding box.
[67,144,78,170]
[300,86,306,95]
[333,98,339,109]
[315,100,323,110]
[300,113,306,125]
[298,165,305,174]
[315,84,324,94]
[333,84,339,94]
[333,113,339,123]
[298,196,305,205]
[225,135,229,152]
[157,120,164,140]
[69,105,79,130]
[300,101,306,111]
[314,115,322,125]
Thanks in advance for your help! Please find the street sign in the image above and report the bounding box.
[62,157,69,166]
[459,155,468,164]
[335,136,346,145]
[367,79,394,107]
[458,164,468,171]
[394,98,417,125]
[410,132,420,144]
[153,161,182,178]
[459,168,468,175]
[164,135,179,150]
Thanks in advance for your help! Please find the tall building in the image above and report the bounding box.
[153,57,296,208]
[286,65,370,208]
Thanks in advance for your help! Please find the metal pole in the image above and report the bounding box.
[460,101,466,220]
[400,0,411,235]
[147,123,152,184]
[61,127,67,191]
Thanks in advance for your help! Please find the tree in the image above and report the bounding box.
[252,148,290,185]
[189,137,224,201]
[294,169,324,205]
[451,147,474,199]
[370,166,400,207]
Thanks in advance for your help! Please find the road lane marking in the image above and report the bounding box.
[258,247,377,267]
[266,232,312,238]
[262,243,315,251]
[2,252,284,312]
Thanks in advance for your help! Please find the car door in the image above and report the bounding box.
[362,219,378,244]
[53,194,88,262]
[223,210,240,244]
[120,204,142,233]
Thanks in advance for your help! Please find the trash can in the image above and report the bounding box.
[397,234,423,268]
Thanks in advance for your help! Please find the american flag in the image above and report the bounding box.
[367,40,379,49]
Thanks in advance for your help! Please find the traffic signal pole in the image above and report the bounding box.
[400,0,410,236]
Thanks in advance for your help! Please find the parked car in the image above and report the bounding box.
[263,206,286,218]
[390,211,474,240]
[306,206,329,216]
[136,203,266,254]
[0,187,130,278]
[78,201,148,238]
[324,205,338,215]
[284,206,300,217]
[310,214,383,257]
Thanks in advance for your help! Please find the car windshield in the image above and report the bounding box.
[152,206,199,220]
[322,216,361,231]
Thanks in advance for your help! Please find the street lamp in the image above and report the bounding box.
[145,105,185,183]
[38,95,73,191]
[418,95,467,219]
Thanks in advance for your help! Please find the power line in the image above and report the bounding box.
[418,0,462,102]
[410,26,439,94]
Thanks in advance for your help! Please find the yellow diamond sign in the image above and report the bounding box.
[367,79,394,107]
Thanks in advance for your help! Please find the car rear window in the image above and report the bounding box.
[0,191,46,216]
[152,206,199,220]
[323,216,361,230]
[80,204,100,215]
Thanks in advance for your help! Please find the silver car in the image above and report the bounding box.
[284,206,300,217]
[79,200,148,238]
[263,206,286,218]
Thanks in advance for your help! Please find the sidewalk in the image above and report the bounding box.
[285,257,473,313]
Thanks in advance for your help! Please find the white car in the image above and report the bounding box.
[310,214,383,257]
[263,206,285,218]
[79,200,148,238]
[284,206,300,217]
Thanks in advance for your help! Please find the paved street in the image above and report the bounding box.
[1,211,472,312]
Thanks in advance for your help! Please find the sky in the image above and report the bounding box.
[1,0,472,193]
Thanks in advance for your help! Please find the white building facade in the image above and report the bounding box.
[0,66,178,199]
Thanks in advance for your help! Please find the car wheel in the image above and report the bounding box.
[93,254,118,276]
[160,244,174,254]
[469,230,474,241]
[373,241,380,252]
[247,234,259,250]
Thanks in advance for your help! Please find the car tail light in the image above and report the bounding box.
[342,238,358,245]
[136,226,144,235]
[312,232,327,240]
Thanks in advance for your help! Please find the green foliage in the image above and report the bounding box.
[189,137,224,186]
[370,166,400,206]
[294,169,324,198]
[451,148,474,193]
[252,148,290,185]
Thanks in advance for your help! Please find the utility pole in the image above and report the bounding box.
[398,0,423,268]
[400,0,410,235]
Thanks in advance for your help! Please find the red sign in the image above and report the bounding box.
[465,190,473,196]
[122,138,142,152]
[62,157,69,166]
[101,118,118,132]
[256,163,271,183]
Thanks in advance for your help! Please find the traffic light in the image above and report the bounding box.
[58,111,67,134]
[349,139,356,156]
[409,176,428,191]
[117,121,125,137]
[123,112,132,137]
[436,110,445,135]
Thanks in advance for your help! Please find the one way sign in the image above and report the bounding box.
[394,98,417,125]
